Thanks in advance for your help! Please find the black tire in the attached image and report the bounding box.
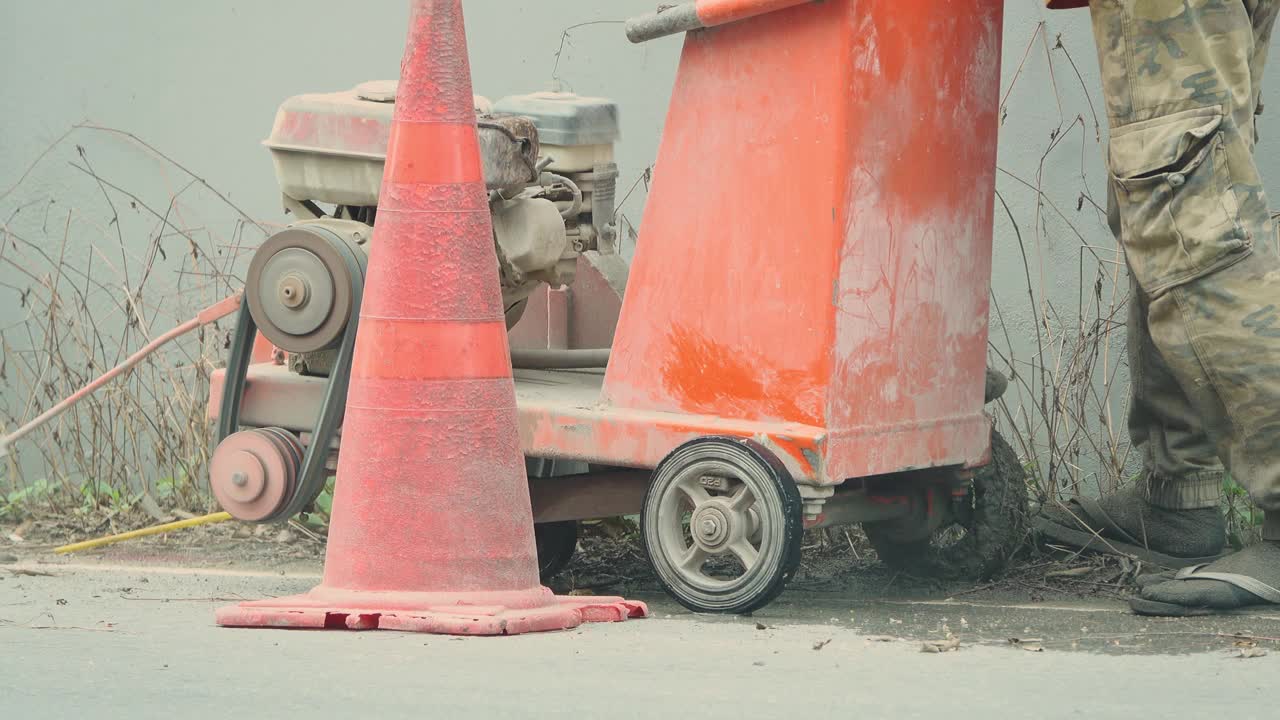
[641,437,804,614]
[534,521,579,582]
[865,429,1028,580]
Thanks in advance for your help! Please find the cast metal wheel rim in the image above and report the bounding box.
[649,447,783,599]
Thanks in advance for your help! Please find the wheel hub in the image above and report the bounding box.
[692,505,732,550]
[257,247,333,336]
[277,273,310,309]
[219,450,267,504]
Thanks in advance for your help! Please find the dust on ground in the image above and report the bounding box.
[2,514,1146,606]
[1,512,326,573]
[557,524,1144,605]
[6,515,1280,660]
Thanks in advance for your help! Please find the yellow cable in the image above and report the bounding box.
[53,511,233,555]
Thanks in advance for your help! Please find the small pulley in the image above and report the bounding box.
[209,427,304,522]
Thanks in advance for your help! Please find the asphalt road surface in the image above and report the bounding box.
[3,559,1278,719]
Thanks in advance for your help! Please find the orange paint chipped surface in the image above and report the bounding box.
[661,325,824,426]
[824,1,1001,478]
[603,2,844,425]
[602,0,1003,483]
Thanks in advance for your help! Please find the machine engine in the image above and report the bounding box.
[248,79,621,372]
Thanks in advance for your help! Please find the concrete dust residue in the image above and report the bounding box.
[1,561,1277,720]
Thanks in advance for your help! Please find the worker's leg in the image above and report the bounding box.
[1127,274,1225,512]
[1085,0,1280,612]
[1036,207,1227,563]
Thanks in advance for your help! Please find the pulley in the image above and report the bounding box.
[209,427,304,522]
[215,222,365,523]
[246,224,364,354]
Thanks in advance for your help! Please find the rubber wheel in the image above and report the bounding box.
[641,437,804,614]
[534,520,579,582]
[864,428,1028,580]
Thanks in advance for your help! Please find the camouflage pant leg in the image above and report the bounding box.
[1123,265,1225,509]
[1090,0,1280,531]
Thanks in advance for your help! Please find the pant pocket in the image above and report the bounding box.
[1110,106,1250,296]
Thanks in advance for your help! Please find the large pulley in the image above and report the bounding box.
[245,224,365,354]
[212,222,366,524]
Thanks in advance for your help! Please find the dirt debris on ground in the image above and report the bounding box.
[0,515,1188,606]
[0,514,325,571]
[4,516,1280,659]
[554,523,1147,605]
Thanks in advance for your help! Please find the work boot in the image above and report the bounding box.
[1033,487,1225,568]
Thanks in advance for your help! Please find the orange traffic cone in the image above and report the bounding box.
[216,0,646,635]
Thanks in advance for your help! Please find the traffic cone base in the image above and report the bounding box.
[217,587,646,635]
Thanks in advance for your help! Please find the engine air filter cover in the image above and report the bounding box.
[492,92,620,147]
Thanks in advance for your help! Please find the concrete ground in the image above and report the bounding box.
[3,558,1278,720]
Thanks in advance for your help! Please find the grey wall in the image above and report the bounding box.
[2,1,1278,488]
[0,0,682,237]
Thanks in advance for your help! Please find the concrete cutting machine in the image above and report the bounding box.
[206,0,1022,613]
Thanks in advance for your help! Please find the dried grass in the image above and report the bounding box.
[0,124,270,524]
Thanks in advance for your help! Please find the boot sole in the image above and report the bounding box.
[1128,597,1216,617]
